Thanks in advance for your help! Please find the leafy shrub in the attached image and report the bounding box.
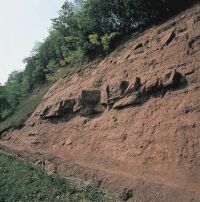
[64,46,85,64]
[101,32,120,51]
[45,59,60,81]
[89,34,100,45]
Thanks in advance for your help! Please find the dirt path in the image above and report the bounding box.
[1,141,200,202]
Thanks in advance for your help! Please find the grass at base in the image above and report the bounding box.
[0,153,116,202]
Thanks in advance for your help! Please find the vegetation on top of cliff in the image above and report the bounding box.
[0,0,196,125]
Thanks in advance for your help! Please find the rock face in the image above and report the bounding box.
[79,90,101,106]
[113,93,146,109]
[160,30,176,49]
[77,90,104,116]
[124,77,141,95]
[1,4,200,202]
[40,99,75,119]
[161,70,187,88]
[39,69,187,116]
[107,69,187,109]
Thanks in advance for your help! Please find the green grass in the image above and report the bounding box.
[0,153,116,202]
[0,85,49,134]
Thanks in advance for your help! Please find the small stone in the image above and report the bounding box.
[121,133,128,141]
[35,160,45,166]
[65,139,72,146]
[120,188,133,201]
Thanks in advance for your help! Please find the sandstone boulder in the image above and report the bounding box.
[120,80,129,95]
[101,86,109,107]
[79,90,101,106]
[113,92,147,109]
[161,70,186,88]
[106,80,129,106]
[40,99,75,119]
[160,30,176,49]
[107,84,121,100]
[124,77,141,96]
[145,77,160,93]
[78,90,104,116]
[107,83,125,106]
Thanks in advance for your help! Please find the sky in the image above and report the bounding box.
[0,0,65,84]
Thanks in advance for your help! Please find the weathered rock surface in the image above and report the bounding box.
[161,70,187,88]
[1,4,200,202]
[113,93,146,109]
[160,29,176,49]
[124,77,141,96]
[40,99,75,119]
[77,90,104,116]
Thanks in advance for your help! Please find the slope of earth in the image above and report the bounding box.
[1,3,200,201]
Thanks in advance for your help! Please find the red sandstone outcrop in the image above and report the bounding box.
[1,3,200,201]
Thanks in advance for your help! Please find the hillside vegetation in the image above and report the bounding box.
[0,84,49,133]
[0,0,196,126]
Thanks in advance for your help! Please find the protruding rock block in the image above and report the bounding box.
[120,80,129,95]
[78,90,104,116]
[133,42,144,54]
[161,70,186,88]
[40,98,75,119]
[134,43,143,50]
[40,70,187,116]
[112,70,187,110]
[106,81,129,106]
[124,77,141,96]
[113,93,147,109]
[145,77,160,93]
[107,84,121,100]
[101,86,109,107]
[79,90,101,106]
[160,30,176,49]
[187,35,200,55]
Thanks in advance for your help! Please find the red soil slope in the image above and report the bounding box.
[1,4,200,201]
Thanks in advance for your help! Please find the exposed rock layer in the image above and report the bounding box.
[1,3,200,202]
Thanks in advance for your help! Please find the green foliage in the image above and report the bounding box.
[64,46,85,64]
[101,32,119,51]
[0,85,49,134]
[45,60,60,81]
[89,34,100,45]
[88,32,120,54]
[0,153,116,202]
[0,86,10,120]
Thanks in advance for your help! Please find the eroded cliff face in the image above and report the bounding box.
[1,4,200,201]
